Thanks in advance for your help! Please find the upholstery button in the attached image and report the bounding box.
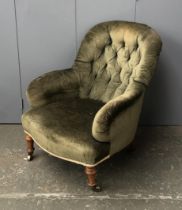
[114,52,117,57]
[135,43,139,50]
[107,37,112,45]
[121,41,125,47]
[90,60,94,66]
[108,77,111,83]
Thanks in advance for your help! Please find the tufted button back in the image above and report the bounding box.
[74,21,162,102]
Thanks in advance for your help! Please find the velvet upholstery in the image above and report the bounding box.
[22,21,162,166]
[22,97,109,165]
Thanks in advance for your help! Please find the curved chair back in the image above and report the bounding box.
[74,21,162,102]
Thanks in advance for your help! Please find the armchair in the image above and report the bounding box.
[22,21,162,191]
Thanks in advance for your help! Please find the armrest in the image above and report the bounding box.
[92,83,145,142]
[26,68,80,107]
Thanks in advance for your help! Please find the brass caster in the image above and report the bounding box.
[24,133,34,161]
[24,155,33,161]
[91,184,102,192]
[27,155,33,161]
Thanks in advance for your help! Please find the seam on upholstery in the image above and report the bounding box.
[75,59,90,63]
[133,78,148,87]
[24,130,110,167]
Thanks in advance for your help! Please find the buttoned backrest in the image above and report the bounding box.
[73,21,162,102]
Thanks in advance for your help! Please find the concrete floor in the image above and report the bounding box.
[0,125,182,210]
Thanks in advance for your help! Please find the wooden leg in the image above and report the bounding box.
[25,133,34,161]
[85,166,102,192]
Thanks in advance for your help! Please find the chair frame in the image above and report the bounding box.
[24,133,102,192]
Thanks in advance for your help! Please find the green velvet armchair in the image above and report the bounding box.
[22,21,162,191]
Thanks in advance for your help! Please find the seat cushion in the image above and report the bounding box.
[22,97,110,165]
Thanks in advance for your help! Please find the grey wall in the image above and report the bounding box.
[0,0,22,123]
[136,0,182,125]
[0,0,181,124]
[76,0,135,47]
[16,0,76,112]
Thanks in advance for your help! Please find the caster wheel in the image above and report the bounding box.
[24,155,33,161]
[91,185,102,192]
[27,155,32,161]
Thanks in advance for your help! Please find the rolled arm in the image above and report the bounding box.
[27,68,80,107]
[92,83,145,142]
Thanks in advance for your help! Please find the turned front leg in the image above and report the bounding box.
[85,166,102,192]
[25,133,34,161]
